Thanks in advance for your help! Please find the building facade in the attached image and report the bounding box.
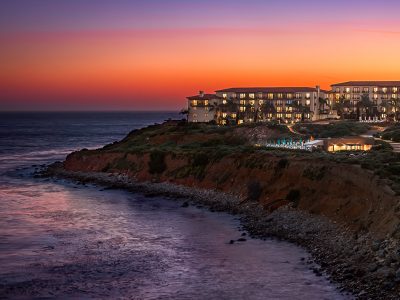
[330,81,400,120]
[187,86,330,124]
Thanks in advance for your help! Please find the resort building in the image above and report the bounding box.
[323,137,374,152]
[330,81,400,121]
[187,86,330,125]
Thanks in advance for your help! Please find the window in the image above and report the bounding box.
[277,93,283,99]
[373,94,378,100]
[345,88,351,93]
[287,93,293,99]
[249,100,255,106]
[222,113,227,118]
[346,94,351,100]
[276,100,284,106]
[268,93,274,99]
[204,100,209,105]
[232,93,237,98]
[222,99,227,104]
[382,94,388,99]
[193,119,198,123]
[363,87,369,93]
[353,87,360,93]
[238,120,244,125]
[249,93,255,99]
[286,100,292,105]
[295,93,302,99]
[222,93,227,99]
[277,113,283,118]
[259,100,264,105]
[393,87,398,93]
[205,113,209,118]
[373,87,378,93]
[382,87,388,93]
[191,100,197,106]
[205,107,209,111]
[295,113,302,119]
[392,94,397,99]
[305,100,311,106]
[335,88,340,93]
[240,106,246,112]
[335,94,340,100]
[240,93,246,99]
[305,93,311,99]
[257,93,263,98]
[352,95,360,100]
[231,113,237,118]
[276,107,282,112]
[193,114,197,118]
[240,100,246,105]
[286,113,292,118]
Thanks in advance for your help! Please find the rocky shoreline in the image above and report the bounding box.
[42,162,400,299]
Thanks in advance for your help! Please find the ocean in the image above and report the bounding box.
[0,112,349,299]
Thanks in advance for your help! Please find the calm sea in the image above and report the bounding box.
[0,112,349,299]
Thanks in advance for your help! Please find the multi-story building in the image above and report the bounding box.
[330,81,400,120]
[187,86,329,124]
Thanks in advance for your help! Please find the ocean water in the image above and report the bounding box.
[0,112,350,299]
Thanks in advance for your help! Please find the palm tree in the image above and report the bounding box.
[260,101,276,121]
[292,100,309,122]
[333,95,351,119]
[357,94,374,119]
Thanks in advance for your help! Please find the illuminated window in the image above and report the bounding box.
[222,93,227,99]
[240,106,246,112]
[221,120,226,125]
[305,93,311,99]
[193,120,198,122]
[240,100,245,105]
[346,94,351,100]
[204,100,209,105]
[363,87,369,93]
[277,93,283,99]
[257,93,263,98]
[353,87,360,93]
[393,87,398,93]
[240,93,246,99]
[335,94,340,100]
[287,93,293,99]
[268,93,274,99]
[249,93,255,99]
[373,94,378,100]
[392,94,397,99]
[295,114,302,119]
[222,99,227,104]
[249,100,255,106]
[231,113,237,118]
[222,113,227,118]
[191,100,197,106]
[345,88,351,93]
[382,87,388,93]
[306,100,311,105]
[335,88,340,93]
[295,93,302,99]
[259,100,264,105]
[238,120,244,125]
[232,93,237,98]
[277,113,283,118]
[382,94,388,99]
[373,87,378,93]
[276,107,282,112]
[286,113,292,118]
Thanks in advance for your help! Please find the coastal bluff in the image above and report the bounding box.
[52,121,400,298]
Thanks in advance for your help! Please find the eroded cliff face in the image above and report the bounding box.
[64,149,400,239]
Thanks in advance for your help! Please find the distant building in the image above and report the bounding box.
[330,81,400,120]
[323,137,374,152]
[187,86,330,125]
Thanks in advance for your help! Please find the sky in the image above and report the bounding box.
[1,0,400,111]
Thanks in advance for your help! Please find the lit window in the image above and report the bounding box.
[238,120,244,125]
[268,93,274,99]
[345,88,351,93]
[373,94,378,100]
[277,93,283,99]
[232,93,237,98]
[335,94,340,100]
[231,113,237,118]
[192,100,197,106]
[240,100,245,105]
[335,88,340,93]
[353,87,360,93]
[222,93,227,99]
[257,93,263,98]
[382,87,388,93]
[249,93,255,99]
[276,107,282,112]
[287,93,293,99]
[305,93,311,99]
[222,99,227,104]
[286,114,292,118]
[306,100,311,105]
[222,113,227,118]
[240,106,246,112]
[277,113,283,118]
[393,87,398,93]
[221,120,226,125]
[392,94,397,99]
[259,100,264,105]
[249,100,255,105]
[295,93,302,99]
[204,100,209,105]
[363,87,369,93]
[240,93,246,99]
[373,87,378,93]
[346,94,351,100]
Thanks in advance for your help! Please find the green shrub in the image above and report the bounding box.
[148,150,167,174]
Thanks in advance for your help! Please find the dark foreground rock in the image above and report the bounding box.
[42,163,400,299]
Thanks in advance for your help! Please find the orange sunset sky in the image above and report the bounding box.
[1,0,400,111]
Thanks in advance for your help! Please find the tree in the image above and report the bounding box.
[333,95,351,119]
[357,94,374,119]
[260,101,276,121]
[292,100,309,122]
[179,108,189,122]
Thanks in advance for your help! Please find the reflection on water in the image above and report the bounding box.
[0,112,350,299]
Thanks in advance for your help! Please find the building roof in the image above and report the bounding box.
[331,81,400,87]
[187,94,220,100]
[323,137,375,146]
[215,87,327,93]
